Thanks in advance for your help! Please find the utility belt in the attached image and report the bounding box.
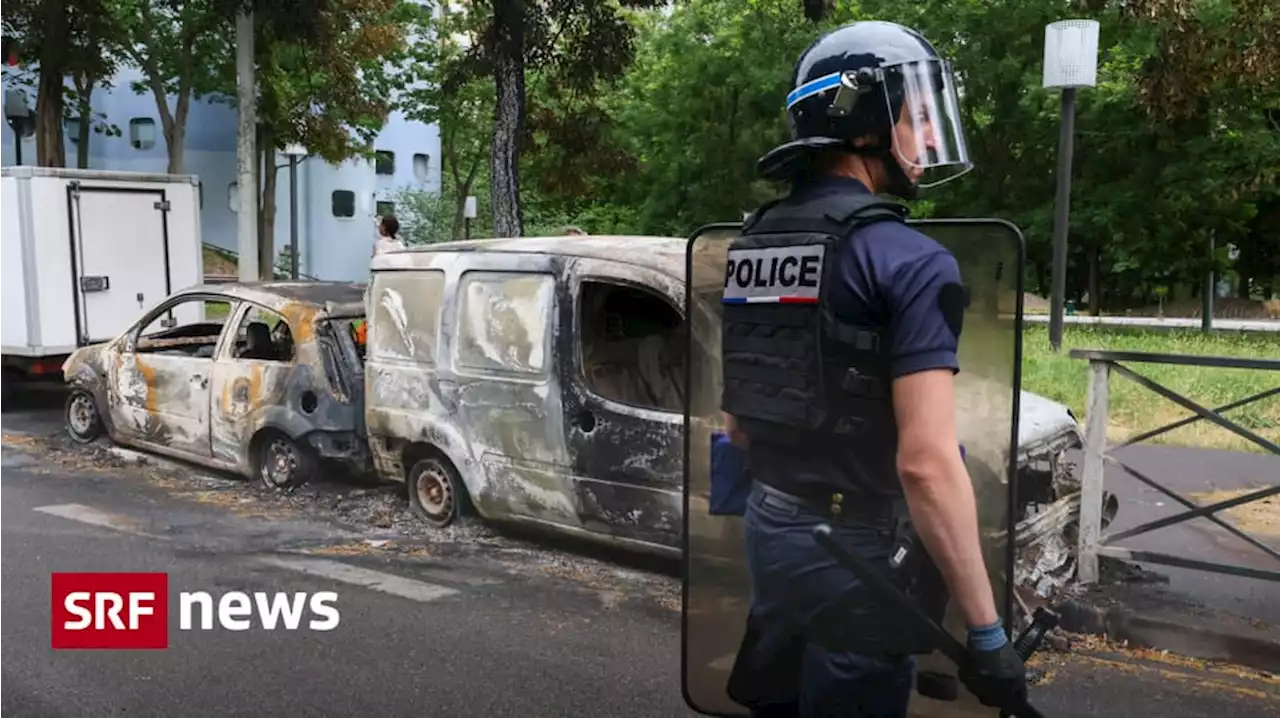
[791,485,950,660]
[728,478,952,706]
[753,479,900,530]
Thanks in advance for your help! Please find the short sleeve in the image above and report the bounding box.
[886,250,964,378]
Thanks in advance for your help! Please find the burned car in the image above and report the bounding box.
[62,282,369,488]
[366,235,1087,564]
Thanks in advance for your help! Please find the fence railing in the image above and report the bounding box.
[202,243,321,282]
[1070,348,1280,584]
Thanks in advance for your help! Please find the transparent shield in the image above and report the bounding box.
[681,219,1025,717]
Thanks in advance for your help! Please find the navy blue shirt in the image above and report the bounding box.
[737,176,963,495]
[818,177,963,378]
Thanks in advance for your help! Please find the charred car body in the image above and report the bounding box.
[61,282,369,488]
[366,236,1087,571]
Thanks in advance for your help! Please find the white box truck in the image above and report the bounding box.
[2,167,204,401]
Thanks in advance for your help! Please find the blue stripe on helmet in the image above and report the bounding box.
[786,72,843,109]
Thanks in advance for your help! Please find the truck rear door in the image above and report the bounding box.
[68,182,173,345]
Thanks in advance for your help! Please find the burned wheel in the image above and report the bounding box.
[406,454,469,529]
[256,432,316,490]
[64,389,104,444]
[2,367,22,409]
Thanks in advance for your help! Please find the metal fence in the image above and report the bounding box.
[1071,349,1280,584]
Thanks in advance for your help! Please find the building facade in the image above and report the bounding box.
[2,65,441,283]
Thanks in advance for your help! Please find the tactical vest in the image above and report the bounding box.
[720,190,909,497]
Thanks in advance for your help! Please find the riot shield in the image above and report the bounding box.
[682,219,1026,717]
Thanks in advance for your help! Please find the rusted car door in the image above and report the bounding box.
[109,294,235,458]
[446,260,577,525]
[208,302,299,467]
[557,258,686,548]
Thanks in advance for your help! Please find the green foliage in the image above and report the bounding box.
[392,185,462,246]
[11,0,1277,308]
[2,0,126,166]
[393,1,495,241]
[515,0,1277,307]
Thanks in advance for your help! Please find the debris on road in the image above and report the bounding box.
[1188,486,1280,537]
[9,426,683,616]
[1031,630,1280,703]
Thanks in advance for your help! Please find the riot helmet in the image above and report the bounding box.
[759,21,972,199]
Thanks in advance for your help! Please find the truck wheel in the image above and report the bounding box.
[2,367,22,409]
[65,389,104,444]
[255,431,316,490]
[406,454,469,529]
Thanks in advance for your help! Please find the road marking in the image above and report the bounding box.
[254,556,461,603]
[33,503,164,538]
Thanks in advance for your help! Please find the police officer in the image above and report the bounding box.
[720,20,1027,717]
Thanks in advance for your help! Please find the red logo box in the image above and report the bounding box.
[51,573,169,649]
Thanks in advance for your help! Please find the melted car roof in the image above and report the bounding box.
[378,235,693,280]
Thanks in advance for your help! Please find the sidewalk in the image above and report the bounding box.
[1022,313,1280,332]
[1028,637,1280,717]
[1056,444,1280,672]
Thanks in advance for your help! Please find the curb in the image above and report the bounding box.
[1056,598,1280,673]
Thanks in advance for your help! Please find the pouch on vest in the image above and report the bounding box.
[709,432,750,516]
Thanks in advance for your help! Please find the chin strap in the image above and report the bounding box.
[847,131,918,201]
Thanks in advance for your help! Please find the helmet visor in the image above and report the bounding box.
[883,58,972,188]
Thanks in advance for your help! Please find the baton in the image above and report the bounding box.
[812,524,1051,718]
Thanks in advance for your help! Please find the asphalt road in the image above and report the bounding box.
[2,451,695,717]
[3,391,1279,717]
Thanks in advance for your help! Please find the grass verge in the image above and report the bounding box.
[1021,325,1280,453]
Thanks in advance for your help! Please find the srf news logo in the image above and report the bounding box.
[51,573,340,649]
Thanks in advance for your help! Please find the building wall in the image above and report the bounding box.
[2,64,441,284]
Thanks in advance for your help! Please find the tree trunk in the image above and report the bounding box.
[165,90,191,175]
[489,0,526,238]
[75,85,93,169]
[258,141,278,280]
[166,123,188,175]
[35,0,68,167]
[139,61,192,174]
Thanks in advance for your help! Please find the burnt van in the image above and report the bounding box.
[364,236,693,553]
[364,235,1088,559]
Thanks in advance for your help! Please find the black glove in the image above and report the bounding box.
[958,640,1027,710]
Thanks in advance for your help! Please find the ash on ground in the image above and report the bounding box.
[21,428,682,605]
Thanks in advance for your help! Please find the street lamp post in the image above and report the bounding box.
[463,195,477,240]
[4,89,32,165]
[1043,19,1100,352]
[281,143,308,280]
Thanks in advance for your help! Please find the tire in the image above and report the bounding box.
[2,367,23,410]
[406,454,470,529]
[65,389,104,444]
[255,431,317,490]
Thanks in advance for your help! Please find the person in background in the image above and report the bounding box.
[373,214,405,257]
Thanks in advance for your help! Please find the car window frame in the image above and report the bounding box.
[220,300,300,365]
[570,263,687,418]
[451,268,558,382]
[123,293,239,359]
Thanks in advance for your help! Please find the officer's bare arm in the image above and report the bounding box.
[891,368,1000,628]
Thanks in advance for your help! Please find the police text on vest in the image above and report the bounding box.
[723,245,825,304]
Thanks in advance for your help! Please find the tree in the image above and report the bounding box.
[214,0,408,278]
[2,0,124,167]
[394,1,495,241]
[447,0,664,238]
[580,0,848,235]
[112,0,232,174]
